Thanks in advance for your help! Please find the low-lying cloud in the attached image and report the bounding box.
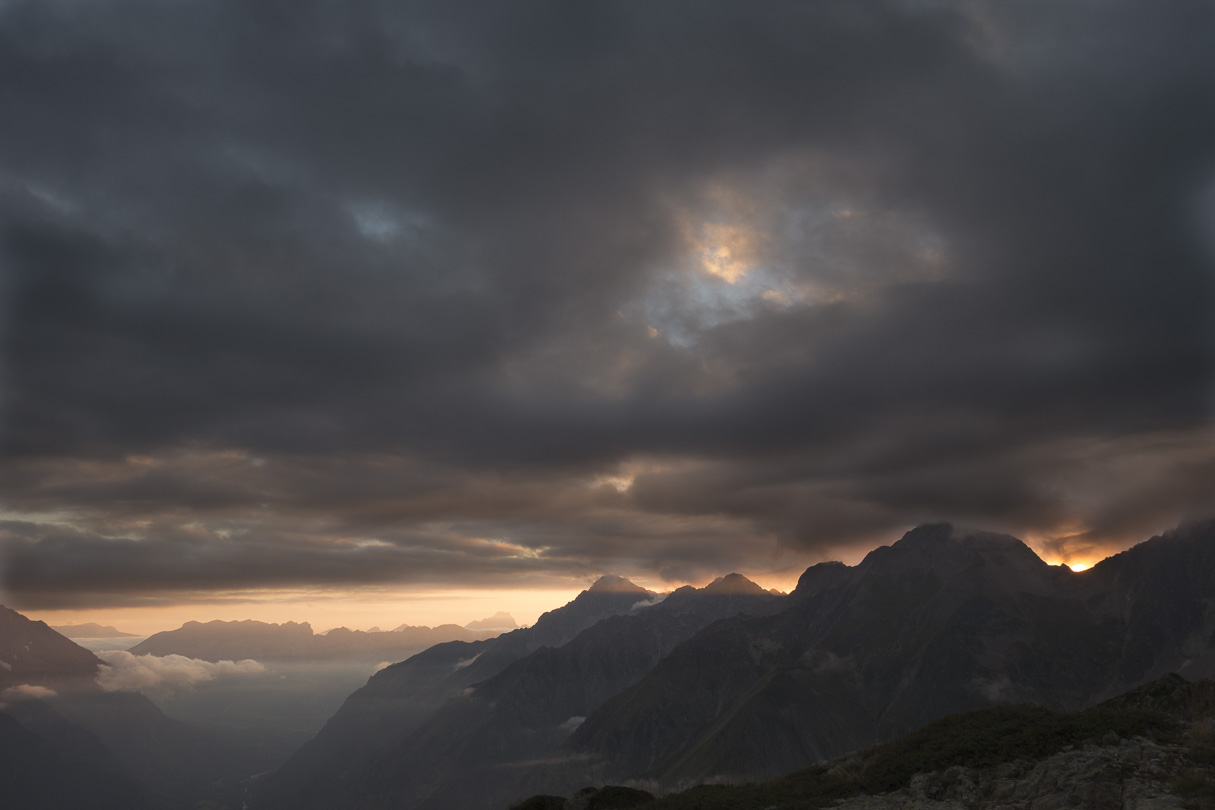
[630,595,668,613]
[559,716,586,733]
[96,650,265,696]
[0,683,57,700]
[454,652,483,672]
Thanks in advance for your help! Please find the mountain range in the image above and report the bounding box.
[253,519,1215,810]
[130,616,507,662]
[8,519,1215,810]
[566,522,1215,787]
[49,623,139,639]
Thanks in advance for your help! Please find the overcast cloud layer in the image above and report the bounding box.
[2,0,1213,609]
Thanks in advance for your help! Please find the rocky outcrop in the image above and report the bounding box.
[834,737,1187,810]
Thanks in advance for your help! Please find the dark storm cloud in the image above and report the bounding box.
[1,0,1213,607]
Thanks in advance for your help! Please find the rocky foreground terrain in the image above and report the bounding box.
[514,673,1215,810]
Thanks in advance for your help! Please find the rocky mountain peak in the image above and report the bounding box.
[587,575,649,595]
[792,560,850,598]
[701,573,767,596]
[879,523,1049,572]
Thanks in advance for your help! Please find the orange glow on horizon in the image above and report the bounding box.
[20,586,587,637]
[17,567,809,638]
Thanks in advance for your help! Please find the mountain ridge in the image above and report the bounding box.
[568,520,1215,788]
[130,617,500,662]
[50,622,139,639]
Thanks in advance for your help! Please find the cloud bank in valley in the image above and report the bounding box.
[0,0,1212,609]
[95,650,266,696]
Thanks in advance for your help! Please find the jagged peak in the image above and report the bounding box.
[177,619,313,632]
[465,612,519,631]
[701,573,768,596]
[587,574,649,595]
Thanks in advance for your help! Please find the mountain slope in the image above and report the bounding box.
[362,575,786,809]
[256,575,656,810]
[1077,519,1215,695]
[0,605,105,693]
[0,704,151,810]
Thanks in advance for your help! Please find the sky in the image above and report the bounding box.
[1,0,1213,634]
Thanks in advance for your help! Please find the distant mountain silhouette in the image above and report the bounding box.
[252,519,1215,810]
[463,612,520,632]
[50,622,139,639]
[130,618,500,662]
[256,575,658,809]
[0,605,285,810]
